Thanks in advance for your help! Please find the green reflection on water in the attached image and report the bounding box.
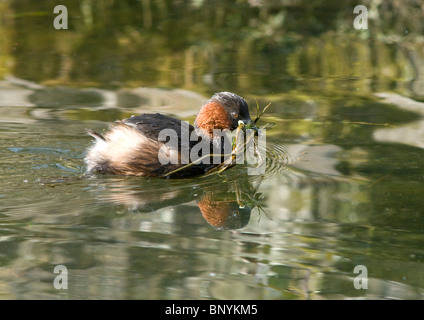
[1,0,424,98]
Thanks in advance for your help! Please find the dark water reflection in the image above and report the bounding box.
[1,1,424,300]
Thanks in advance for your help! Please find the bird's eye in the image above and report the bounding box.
[231,112,239,119]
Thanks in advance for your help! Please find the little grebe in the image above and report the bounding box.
[84,92,254,178]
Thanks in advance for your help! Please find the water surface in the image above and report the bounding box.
[1,1,424,300]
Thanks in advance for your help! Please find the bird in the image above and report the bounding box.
[84,92,254,178]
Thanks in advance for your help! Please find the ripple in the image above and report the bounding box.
[258,142,305,182]
[8,147,70,154]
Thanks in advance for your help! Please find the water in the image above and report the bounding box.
[1,1,424,300]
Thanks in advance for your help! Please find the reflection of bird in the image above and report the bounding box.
[197,193,251,230]
[85,92,254,178]
[87,165,261,230]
